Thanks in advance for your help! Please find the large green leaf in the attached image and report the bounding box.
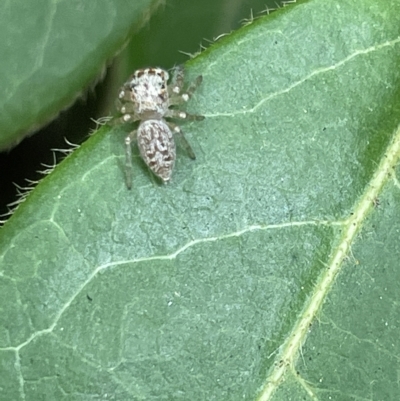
[0,0,157,150]
[1,0,400,399]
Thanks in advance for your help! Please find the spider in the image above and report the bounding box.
[114,66,204,189]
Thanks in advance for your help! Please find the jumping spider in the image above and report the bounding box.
[114,66,204,189]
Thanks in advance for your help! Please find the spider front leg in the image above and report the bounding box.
[115,99,137,114]
[167,122,196,160]
[110,100,140,126]
[169,65,185,96]
[125,129,137,189]
[165,109,205,121]
[169,66,203,105]
[117,85,134,102]
[184,75,203,100]
[110,112,139,127]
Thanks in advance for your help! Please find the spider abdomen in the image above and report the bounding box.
[137,119,176,182]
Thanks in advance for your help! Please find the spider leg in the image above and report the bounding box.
[125,129,137,189]
[169,65,185,96]
[117,85,133,102]
[167,122,196,160]
[112,98,140,126]
[109,112,139,127]
[169,67,203,105]
[115,100,137,114]
[165,109,204,121]
[185,75,203,99]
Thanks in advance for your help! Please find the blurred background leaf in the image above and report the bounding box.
[0,0,161,149]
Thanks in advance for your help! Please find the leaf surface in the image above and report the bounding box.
[1,0,400,400]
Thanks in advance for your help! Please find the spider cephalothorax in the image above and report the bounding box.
[126,68,169,116]
[115,66,204,189]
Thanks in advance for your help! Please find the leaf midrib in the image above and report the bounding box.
[257,123,400,400]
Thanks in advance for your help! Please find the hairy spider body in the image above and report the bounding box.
[115,66,204,189]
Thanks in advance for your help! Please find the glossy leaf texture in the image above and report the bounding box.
[1,0,400,400]
[0,0,156,149]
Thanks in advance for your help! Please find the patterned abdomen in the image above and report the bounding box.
[137,119,176,182]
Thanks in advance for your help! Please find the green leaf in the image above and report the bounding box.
[1,0,400,399]
[0,0,157,149]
